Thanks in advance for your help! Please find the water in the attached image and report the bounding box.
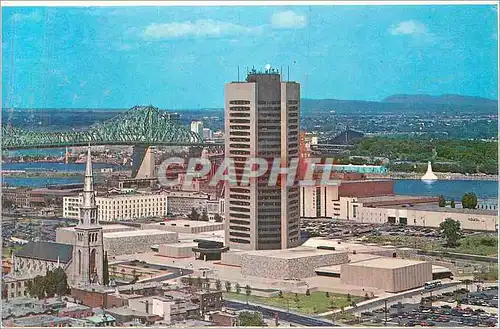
[2,162,119,172]
[3,176,83,187]
[2,161,122,187]
[394,179,498,203]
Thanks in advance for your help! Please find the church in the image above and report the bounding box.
[10,147,105,287]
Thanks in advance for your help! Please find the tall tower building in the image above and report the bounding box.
[224,69,301,250]
[72,147,104,286]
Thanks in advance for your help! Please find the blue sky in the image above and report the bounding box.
[2,5,498,109]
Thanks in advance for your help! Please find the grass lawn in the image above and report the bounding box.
[440,235,498,257]
[2,246,23,258]
[362,234,498,257]
[223,291,362,315]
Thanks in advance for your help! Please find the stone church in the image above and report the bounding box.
[11,147,104,287]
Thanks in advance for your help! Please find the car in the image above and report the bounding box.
[441,305,452,309]
[406,321,416,327]
[361,312,373,317]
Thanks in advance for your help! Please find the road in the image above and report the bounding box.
[223,299,336,327]
[349,281,462,314]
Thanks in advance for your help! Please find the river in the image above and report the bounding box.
[2,162,498,203]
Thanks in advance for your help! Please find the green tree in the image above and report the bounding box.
[235,282,241,294]
[189,208,200,221]
[347,293,351,302]
[201,210,209,221]
[440,218,462,247]
[215,279,222,291]
[438,195,446,207]
[103,251,109,286]
[52,267,69,296]
[213,214,223,222]
[325,291,330,298]
[294,293,300,308]
[278,290,283,298]
[364,293,370,300]
[194,276,202,289]
[238,311,265,327]
[450,200,456,208]
[305,288,310,296]
[225,281,232,292]
[462,192,478,209]
[245,285,252,304]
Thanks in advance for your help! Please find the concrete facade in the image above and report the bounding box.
[225,72,301,250]
[102,230,178,256]
[158,243,197,258]
[239,247,348,279]
[340,258,432,292]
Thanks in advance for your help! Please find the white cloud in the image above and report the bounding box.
[142,19,263,40]
[389,20,429,36]
[271,11,307,29]
[11,11,42,23]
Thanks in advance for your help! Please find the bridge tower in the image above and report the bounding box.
[131,145,155,179]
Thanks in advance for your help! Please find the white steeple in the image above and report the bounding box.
[79,146,99,227]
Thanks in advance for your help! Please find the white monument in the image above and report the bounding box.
[421,161,438,182]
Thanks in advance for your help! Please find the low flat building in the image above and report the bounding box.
[159,242,198,259]
[142,220,224,234]
[340,258,432,292]
[5,314,72,327]
[228,247,348,280]
[103,230,178,256]
[63,193,168,221]
[56,224,137,245]
[356,203,498,231]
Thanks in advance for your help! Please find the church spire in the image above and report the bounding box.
[79,146,98,226]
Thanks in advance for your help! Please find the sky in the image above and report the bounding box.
[2,4,498,109]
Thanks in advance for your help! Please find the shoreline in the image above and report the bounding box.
[367,172,498,181]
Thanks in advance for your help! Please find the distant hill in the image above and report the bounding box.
[382,94,497,107]
[301,94,498,114]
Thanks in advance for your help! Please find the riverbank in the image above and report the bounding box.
[367,172,498,181]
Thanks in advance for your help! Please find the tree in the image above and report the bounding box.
[238,311,265,327]
[325,291,330,298]
[201,210,209,221]
[278,290,283,298]
[194,276,203,289]
[189,208,200,221]
[438,195,446,207]
[215,279,222,291]
[225,281,232,292]
[245,285,252,304]
[364,293,370,300]
[25,269,68,299]
[450,200,456,208]
[235,282,241,294]
[347,293,351,302]
[440,218,462,247]
[305,288,310,296]
[294,293,300,308]
[103,251,109,286]
[462,192,478,209]
[213,214,223,222]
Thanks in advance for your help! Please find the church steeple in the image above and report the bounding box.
[72,145,104,287]
[79,146,98,227]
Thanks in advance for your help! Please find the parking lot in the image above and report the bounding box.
[358,286,498,327]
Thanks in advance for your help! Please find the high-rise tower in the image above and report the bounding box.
[72,146,104,286]
[224,69,301,250]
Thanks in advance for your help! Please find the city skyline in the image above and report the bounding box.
[2,4,498,109]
